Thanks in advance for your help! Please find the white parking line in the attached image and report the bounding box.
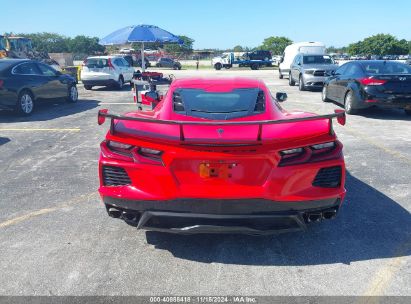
[99,103,135,105]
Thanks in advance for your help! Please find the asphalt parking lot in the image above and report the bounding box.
[0,68,410,296]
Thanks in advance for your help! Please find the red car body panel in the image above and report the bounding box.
[98,78,346,234]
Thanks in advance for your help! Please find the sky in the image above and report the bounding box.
[2,0,411,49]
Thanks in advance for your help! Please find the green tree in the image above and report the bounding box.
[233,45,244,52]
[18,32,70,53]
[258,36,292,55]
[68,35,105,54]
[163,35,194,56]
[347,34,408,55]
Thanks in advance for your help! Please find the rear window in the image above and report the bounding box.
[361,62,411,74]
[303,55,333,64]
[86,58,109,68]
[173,88,265,119]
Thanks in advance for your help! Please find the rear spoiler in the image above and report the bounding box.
[97,109,346,141]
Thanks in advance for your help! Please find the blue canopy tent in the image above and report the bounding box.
[99,25,183,72]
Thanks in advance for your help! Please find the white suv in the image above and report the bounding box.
[81,56,134,90]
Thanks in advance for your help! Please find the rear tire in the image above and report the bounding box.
[344,91,358,114]
[289,73,295,86]
[116,76,124,90]
[299,75,306,91]
[322,86,330,102]
[16,90,34,116]
[251,63,259,70]
[84,85,92,90]
[66,85,78,103]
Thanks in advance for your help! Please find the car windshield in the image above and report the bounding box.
[362,62,411,74]
[303,55,333,64]
[86,58,109,68]
[174,88,264,119]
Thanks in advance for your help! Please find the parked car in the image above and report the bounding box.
[243,50,272,61]
[135,57,151,68]
[289,54,337,91]
[322,60,411,115]
[156,57,181,70]
[81,56,134,90]
[97,78,347,234]
[279,42,326,79]
[0,59,78,115]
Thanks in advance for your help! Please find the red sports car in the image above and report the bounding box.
[97,78,346,234]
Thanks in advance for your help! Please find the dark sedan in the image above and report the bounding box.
[0,59,78,115]
[322,60,411,115]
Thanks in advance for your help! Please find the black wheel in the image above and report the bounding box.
[322,86,330,102]
[279,69,283,79]
[116,76,124,90]
[84,85,92,90]
[16,90,34,116]
[214,63,222,70]
[289,73,295,86]
[344,91,358,114]
[404,109,411,116]
[251,63,259,70]
[66,85,78,103]
[299,75,306,91]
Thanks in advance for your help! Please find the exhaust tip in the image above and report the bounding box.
[323,210,337,220]
[108,208,122,218]
[122,211,138,221]
[306,213,322,223]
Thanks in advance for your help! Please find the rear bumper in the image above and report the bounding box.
[102,196,341,234]
[362,89,411,109]
[81,79,117,87]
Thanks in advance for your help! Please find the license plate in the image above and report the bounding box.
[199,162,236,179]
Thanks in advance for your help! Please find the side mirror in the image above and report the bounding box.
[279,57,284,63]
[276,92,287,102]
[144,92,160,103]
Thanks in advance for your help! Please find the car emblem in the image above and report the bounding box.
[399,77,406,81]
[216,128,224,137]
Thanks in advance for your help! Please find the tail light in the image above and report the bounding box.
[279,141,342,166]
[101,140,163,165]
[108,58,115,70]
[358,77,387,86]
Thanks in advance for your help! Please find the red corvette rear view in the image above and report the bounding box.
[98,78,346,234]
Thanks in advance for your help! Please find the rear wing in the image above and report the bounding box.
[97,109,345,143]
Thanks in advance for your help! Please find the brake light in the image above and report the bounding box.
[101,140,163,164]
[358,77,387,86]
[279,141,342,166]
[108,58,115,70]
